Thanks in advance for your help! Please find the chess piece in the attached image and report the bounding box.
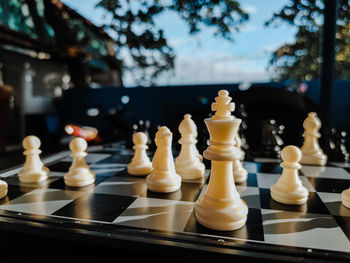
[137,120,152,147]
[192,118,204,162]
[341,187,350,208]
[126,123,139,149]
[271,145,309,205]
[64,137,95,187]
[175,114,205,179]
[260,119,284,158]
[0,180,7,199]
[18,135,49,183]
[236,103,249,152]
[127,132,153,176]
[330,129,349,162]
[232,132,247,183]
[194,90,248,231]
[146,126,181,193]
[300,112,327,166]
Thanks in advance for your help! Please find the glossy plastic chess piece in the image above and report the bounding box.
[146,126,181,193]
[342,187,350,208]
[300,112,327,166]
[0,180,7,199]
[260,119,284,158]
[271,145,309,205]
[233,132,248,183]
[18,135,49,183]
[195,90,248,231]
[175,114,205,180]
[64,137,95,187]
[127,132,153,176]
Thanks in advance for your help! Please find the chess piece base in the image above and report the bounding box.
[64,168,95,187]
[175,160,205,180]
[195,195,248,231]
[18,166,49,183]
[233,160,248,183]
[127,164,152,176]
[342,188,350,208]
[146,170,181,193]
[271,184,309,205]
[300,152,327,166]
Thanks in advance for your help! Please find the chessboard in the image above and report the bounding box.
[0,141,350,262]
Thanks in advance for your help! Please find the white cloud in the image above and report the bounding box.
[124,53,276,87]
[242,5,258,15]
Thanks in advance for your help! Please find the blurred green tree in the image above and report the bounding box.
[266,0,350,81]
[96,0,249,85]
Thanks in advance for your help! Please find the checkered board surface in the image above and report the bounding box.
[1,143,350,260]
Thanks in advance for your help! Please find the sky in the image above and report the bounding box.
[62,0,297,87]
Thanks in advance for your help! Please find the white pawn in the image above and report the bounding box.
[146,126,181,193]
[175,114,205,180]
[18,135,49,183]
[233,132,247,183]
[341,188,350,208]
[271,145,309,205]
[127,132,152,176]
[64,137,95,187]
[300,112,327,166]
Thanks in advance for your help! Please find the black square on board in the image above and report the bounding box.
[306,177,350,193]
[47,162,71,173]
[53,193,136,223]
[142,182,204,202]
[259,188,330,215]
[334,215,350,242]
[96,155,131,165]
[183,208,264,242]
[256,162,282,174]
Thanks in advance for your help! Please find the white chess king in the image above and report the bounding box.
[127,132,153,176]
[300,112,327,166]
[18,135,50,183]
[175,114,205,179]
[194,90,248,231]
[271,145,309,205]
[64,137,95,187]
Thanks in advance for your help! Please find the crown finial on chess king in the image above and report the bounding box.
[211,90,235,120]
[194,89,248,231]
[18,135,50,183]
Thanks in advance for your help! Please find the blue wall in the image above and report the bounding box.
[305,80,350,131]
[61,81,350,147]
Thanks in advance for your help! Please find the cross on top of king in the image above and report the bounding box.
[211,90,235,120]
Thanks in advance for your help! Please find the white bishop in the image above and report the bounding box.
[175,114,205,179]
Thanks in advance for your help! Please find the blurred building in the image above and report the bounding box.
[0,0,121,149]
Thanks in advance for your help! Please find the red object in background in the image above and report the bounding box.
[64,124,101,143]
